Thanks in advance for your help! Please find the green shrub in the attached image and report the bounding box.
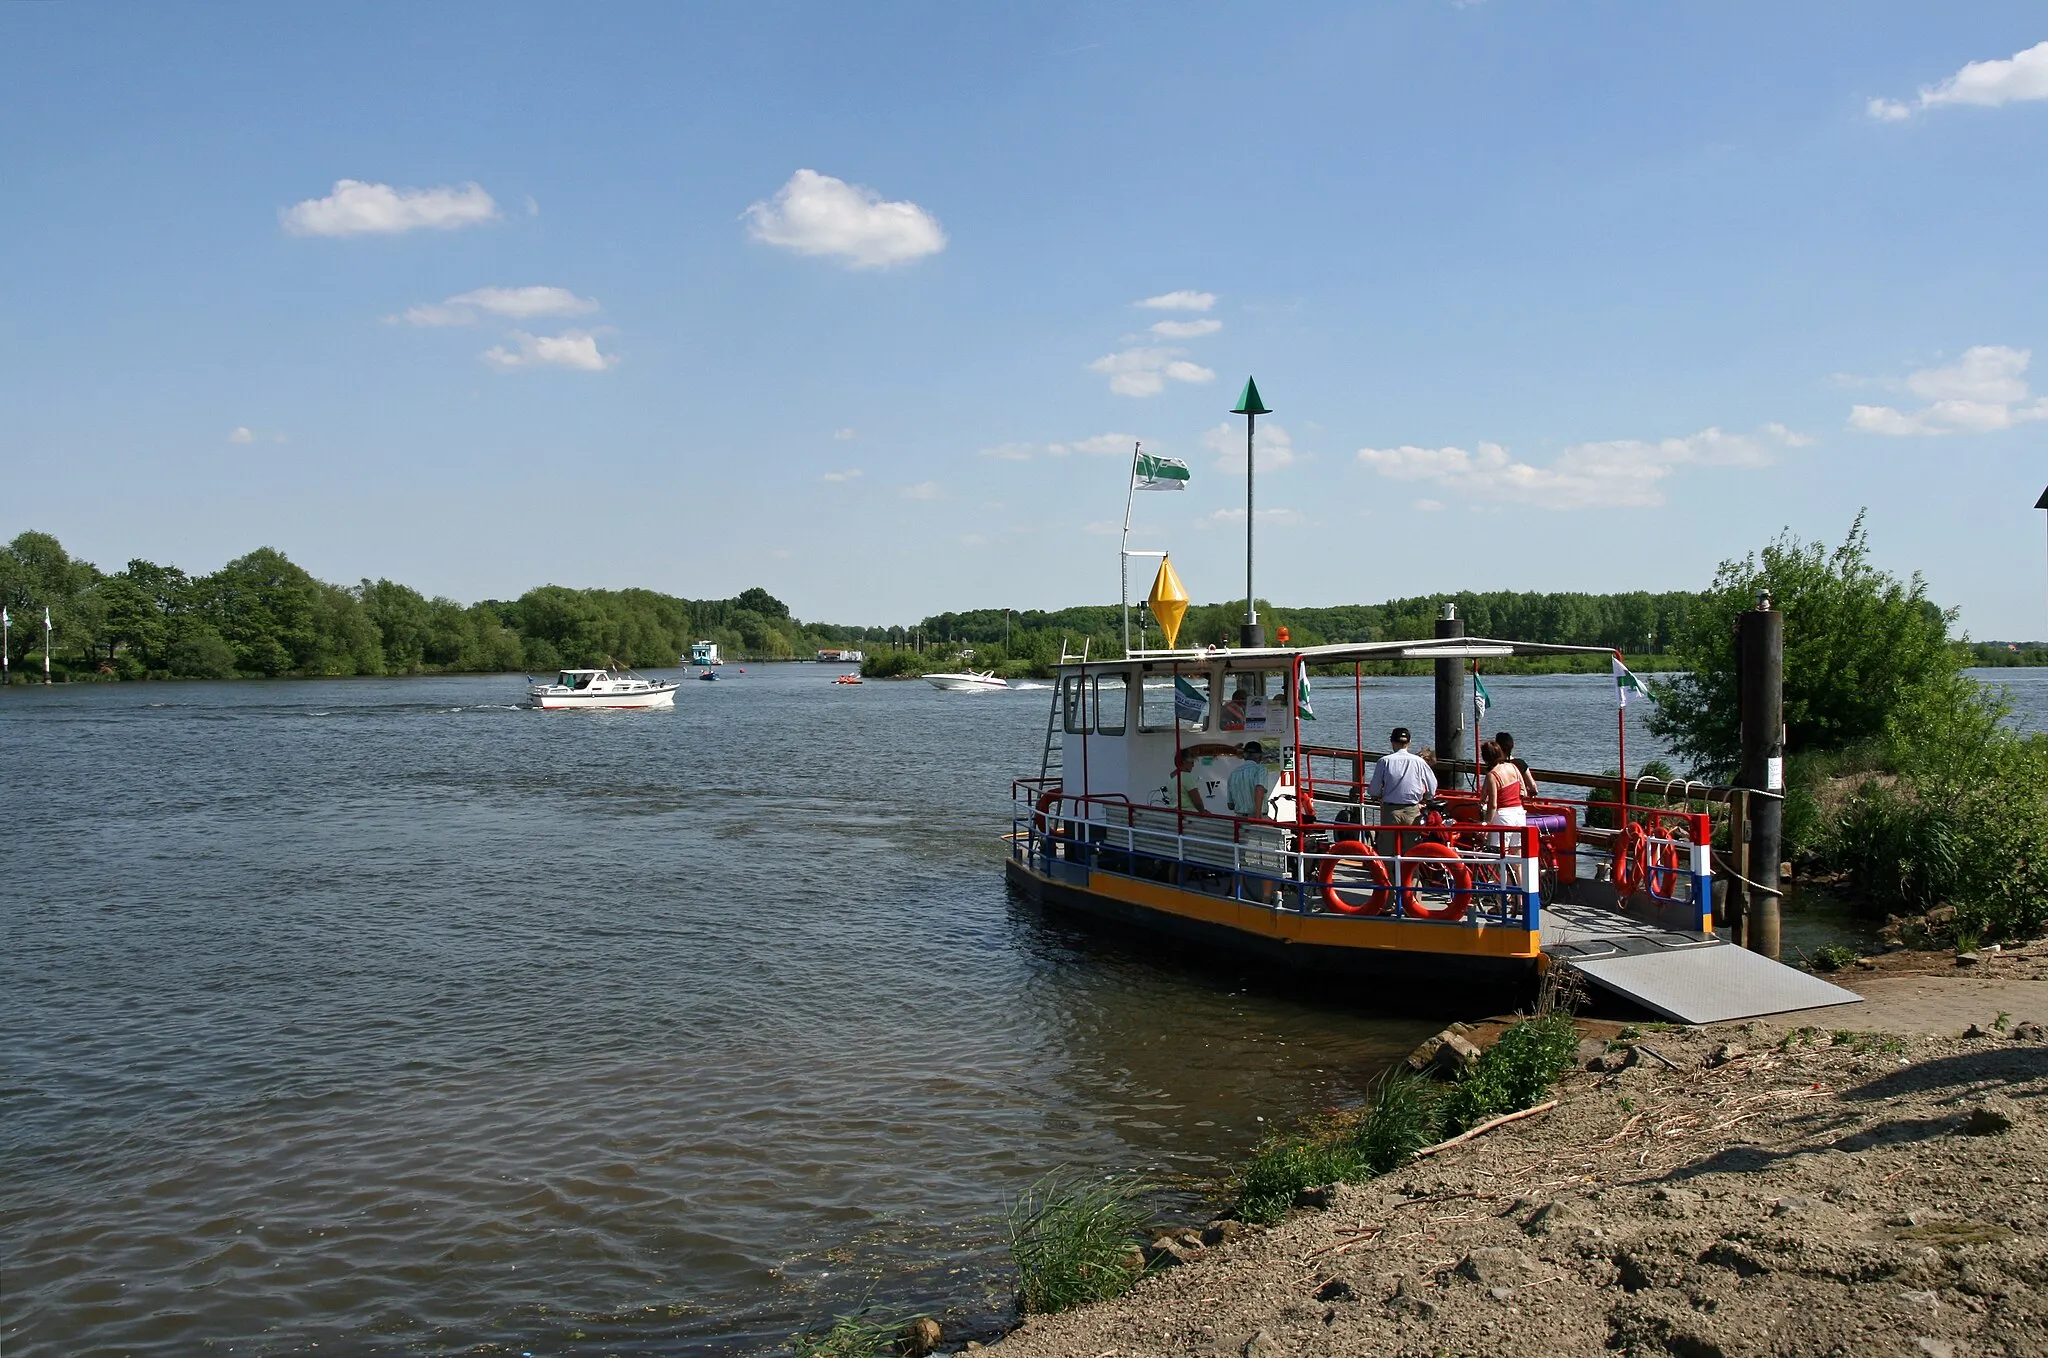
[1818,671,2048,941]
[1806,944,1860,973]
[1437,1015,1578,1136]
[1006,1172,1150,1314]
[1233,1121,1364,1225]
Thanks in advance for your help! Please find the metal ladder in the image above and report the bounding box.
[1038,636,1088,784]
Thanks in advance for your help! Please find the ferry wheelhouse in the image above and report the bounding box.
[1004,639,1859,1020]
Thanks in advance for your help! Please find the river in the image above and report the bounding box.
[3,665,2041,1354]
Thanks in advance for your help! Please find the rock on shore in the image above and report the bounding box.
[985,1021,2047,1357]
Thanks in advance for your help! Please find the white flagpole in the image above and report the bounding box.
[1121,440,1141,655]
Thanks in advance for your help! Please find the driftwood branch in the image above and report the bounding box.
[1413,1100,1560,1158]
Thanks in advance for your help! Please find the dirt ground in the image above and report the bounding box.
[981,1002,2048,1357]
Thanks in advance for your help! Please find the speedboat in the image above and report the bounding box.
[697,668,720,681]
[923,671,1009,692]
[527,668,677,710]
[833,673,863,685]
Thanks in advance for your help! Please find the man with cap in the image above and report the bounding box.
[1366,726,1437,858]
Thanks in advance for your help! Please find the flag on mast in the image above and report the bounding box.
[1473,670,1491,724]
[1613,656,1651,709]
[1133,452,1190,491]
[1295,657,1315,721]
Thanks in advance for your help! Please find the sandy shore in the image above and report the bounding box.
[982,946,2048,1358]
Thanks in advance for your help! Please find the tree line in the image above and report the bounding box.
[0,531,885,680]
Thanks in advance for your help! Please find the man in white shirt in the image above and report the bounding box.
[1365,726,1437,858]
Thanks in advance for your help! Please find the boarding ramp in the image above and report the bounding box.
[1544,902,1859,1025]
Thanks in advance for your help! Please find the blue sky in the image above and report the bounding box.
[4,4,2045,636]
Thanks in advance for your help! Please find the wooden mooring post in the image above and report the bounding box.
[1433,604,1467,791]
[1737,599,1785,959]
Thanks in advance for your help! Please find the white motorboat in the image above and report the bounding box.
[527,668,678,710]
[923,671,1010,692]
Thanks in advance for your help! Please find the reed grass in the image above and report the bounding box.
[1005,1171,1151,1315]
[791,1305,919,1358]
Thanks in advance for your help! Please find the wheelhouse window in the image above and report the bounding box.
[1061,674,1092,733]
[1094,672,1128,735]
[1141,671,1209,732]
[1219,671,1277,732]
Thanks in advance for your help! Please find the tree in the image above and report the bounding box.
[1647,513,1955,776]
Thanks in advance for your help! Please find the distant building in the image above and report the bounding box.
[817,648,865,663]
[690,641,722,666]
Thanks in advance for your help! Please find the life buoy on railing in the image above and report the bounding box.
[1317,840,1392,916]
[1034,789,1068,841]
[1400,841,1471,922]
[1611,821,1649,896]
[1647,826,1685,898]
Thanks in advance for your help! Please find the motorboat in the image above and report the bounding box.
[833,673,863,685]
[527,668,677,710]
[923,671,1009,692]
[697,668,720,681]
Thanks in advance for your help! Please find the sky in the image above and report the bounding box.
[3,4,2046,636]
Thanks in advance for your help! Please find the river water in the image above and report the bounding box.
[4,666,2041,1355]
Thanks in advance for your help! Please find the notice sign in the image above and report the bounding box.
[1766,756,1784,791]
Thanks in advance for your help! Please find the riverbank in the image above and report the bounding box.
[979,947,2048,1358]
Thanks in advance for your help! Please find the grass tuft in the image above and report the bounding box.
[791,1305,923,1358]
[1805,944,1861,973]
[1005,1171,1150,1315]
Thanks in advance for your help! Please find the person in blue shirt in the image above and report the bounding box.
[1365,727,1438,858]
[1226,742,1272,818]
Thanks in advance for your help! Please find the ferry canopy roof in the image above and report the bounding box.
[1070,637,1622,670]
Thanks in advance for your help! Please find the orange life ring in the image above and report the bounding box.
[1317,839,1392,915]
[1034,789,1068,840]
[1400,841,1471,922]
[1611,822,1649,896]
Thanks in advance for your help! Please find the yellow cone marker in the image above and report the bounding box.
[1147,555,1189,649]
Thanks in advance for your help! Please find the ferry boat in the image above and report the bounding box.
[998,380,1860,1022]
[527,668,677,710]
[689,641,723,666]
[1003,638,1861,1021]
[925,671,1009,692]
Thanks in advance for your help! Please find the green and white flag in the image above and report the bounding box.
[1296,658,1315,722]
[1613,656,1651,709]
[1472,670,1491,724]
[1134,452,1190,491]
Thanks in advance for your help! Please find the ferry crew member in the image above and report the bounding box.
[1226,742,1271,818]
[1366,727,1438,858]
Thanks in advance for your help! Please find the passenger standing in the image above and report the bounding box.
[1366,727,1437,859]
[1493,730,1539,799]
[1480,740,1529,828]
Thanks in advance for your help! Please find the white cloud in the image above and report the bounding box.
[1869,40,2048,120]
[1151,318,1223,339]
[227,426,254,444]
[1089,346,1215,397]
[398,285,598,327]
[823,468,863,482]
[1847,346,2048,435]
[900,480,943,500]
[1202,420,1297,472]
[982,432,1146,461]
[1415,499,1446,513]
[1355,425,1800,510]
[832,427,857,440]
[1137,291,1216,312]
[743,168,946,268]
[1195,507,1304,529]
[481,330,616,372]
[281,179,499,236]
